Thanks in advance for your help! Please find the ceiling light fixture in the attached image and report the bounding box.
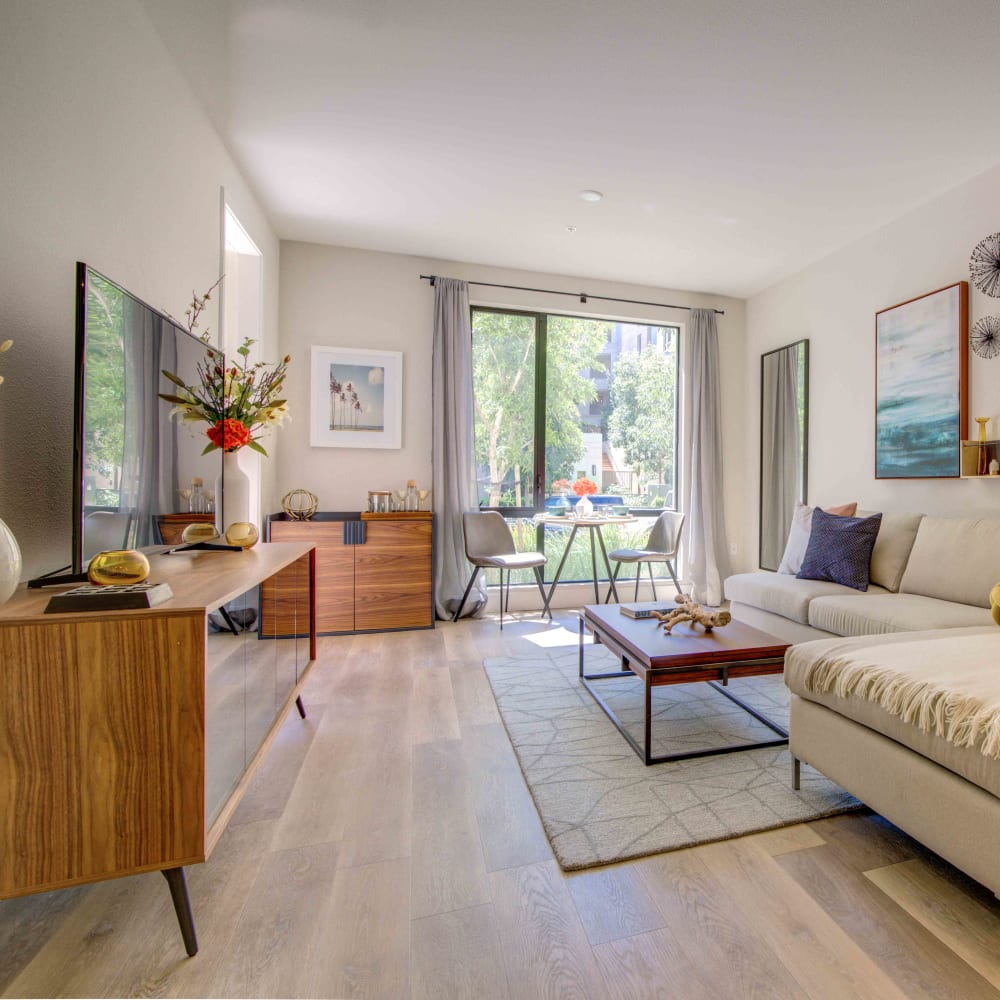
[578,189,603,203]
[565,226,577,233]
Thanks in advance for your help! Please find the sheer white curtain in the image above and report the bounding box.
[432,278,486,618]
[680,309,732,606]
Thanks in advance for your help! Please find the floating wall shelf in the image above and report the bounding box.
[960,439,1000,479]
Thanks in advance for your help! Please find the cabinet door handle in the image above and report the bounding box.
[342,521,366,545]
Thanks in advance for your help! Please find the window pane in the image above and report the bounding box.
[471,310,537,508]
[545,318,678,509]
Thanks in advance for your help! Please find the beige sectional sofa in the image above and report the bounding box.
[726,514,1000,893]
[725,514,999,644]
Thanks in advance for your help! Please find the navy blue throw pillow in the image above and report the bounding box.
[796,509,883,591]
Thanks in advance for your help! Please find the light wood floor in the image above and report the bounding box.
[3,611,1000,999]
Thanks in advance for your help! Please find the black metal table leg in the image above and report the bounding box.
[589,528,600,604]
[295,695,306,718]
[162,867,198,957]
[545,524,579,610]
[595,529,620,603]
[578,616,788,766]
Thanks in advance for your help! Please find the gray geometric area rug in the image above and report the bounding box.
[484,635,860,871]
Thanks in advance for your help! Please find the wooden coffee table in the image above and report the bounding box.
[579,603,791,765]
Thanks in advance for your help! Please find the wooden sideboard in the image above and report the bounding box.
[0,542,316,956]
[263,511,433,635]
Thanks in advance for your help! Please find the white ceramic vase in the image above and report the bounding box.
[0,517,22,604]
[216,450,251,533]
[576,494,593,518]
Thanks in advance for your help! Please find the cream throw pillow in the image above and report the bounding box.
[777,501,858,575]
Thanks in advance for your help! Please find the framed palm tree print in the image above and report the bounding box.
[310,346,402,448]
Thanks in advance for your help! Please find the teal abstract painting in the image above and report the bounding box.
[876,283,967,479]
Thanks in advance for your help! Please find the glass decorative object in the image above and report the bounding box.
[181,523,221,544]
[87,549,151,586]
[224,522,259,549]
[976,416,991,476]
[0,517,21,604]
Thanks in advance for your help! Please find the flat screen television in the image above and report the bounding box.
[71,262,224,574]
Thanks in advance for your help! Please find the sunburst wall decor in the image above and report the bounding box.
[971,315,1000,359]
[970,232,1000,297]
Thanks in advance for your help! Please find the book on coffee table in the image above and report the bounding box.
[618,602,674,619]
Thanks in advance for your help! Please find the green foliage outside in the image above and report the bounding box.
[83,274,127,503]
[607,347,676,488]
[543,316,611,485]
[472,311,609,506]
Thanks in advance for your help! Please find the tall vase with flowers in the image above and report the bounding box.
[0,339,21,602]
[158,281,291,531]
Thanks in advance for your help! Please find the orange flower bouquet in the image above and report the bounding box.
[159,337,291,456]
[572,477,598,496]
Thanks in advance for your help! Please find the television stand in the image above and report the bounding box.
[0,543,317,957]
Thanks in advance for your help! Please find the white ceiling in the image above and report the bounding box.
[146,0,1000,298]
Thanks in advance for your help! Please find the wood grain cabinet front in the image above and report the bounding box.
[263,513,433,635]
[0,542,317,957]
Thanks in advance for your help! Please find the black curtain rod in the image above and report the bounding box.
[419,274,724,315]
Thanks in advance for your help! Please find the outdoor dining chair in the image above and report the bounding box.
[604,510,685,602]
[453,511,551,629]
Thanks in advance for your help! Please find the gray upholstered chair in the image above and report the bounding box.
[604,511,685,602]
[453,512,551,629]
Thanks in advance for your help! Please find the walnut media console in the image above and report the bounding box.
[0,542,317,956]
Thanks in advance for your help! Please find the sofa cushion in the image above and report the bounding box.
[777,501,858,575]
[785,628,1000,797]
[724,571,888,625]
[808,592,994,637]
[900,517,1000,608]
[867,512,924,592]
[797,510,882,591]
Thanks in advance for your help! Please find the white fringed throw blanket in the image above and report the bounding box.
[789,628,1000,758]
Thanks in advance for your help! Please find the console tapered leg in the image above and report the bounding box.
[162,867,198,957]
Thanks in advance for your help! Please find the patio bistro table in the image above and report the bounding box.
[536,514,637,606]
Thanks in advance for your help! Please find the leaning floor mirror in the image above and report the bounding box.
[760,339,809,570]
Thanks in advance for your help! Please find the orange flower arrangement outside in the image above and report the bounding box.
[158,281,290,455]
[572,477,599,496]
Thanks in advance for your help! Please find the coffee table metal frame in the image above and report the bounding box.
[578,610,789,766]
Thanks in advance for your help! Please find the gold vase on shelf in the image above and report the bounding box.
[976,417,991,476]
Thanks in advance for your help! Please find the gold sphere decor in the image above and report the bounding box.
[87,549,151,586]
[224,522,259,549]
[281,489,319,520]
[181,522,221,544]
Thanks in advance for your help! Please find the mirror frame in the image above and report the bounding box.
[759,339,809,570]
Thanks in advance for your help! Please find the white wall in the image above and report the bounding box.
[744,161,1000,573]
[277,242,748,561]
[0,0,279,578]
